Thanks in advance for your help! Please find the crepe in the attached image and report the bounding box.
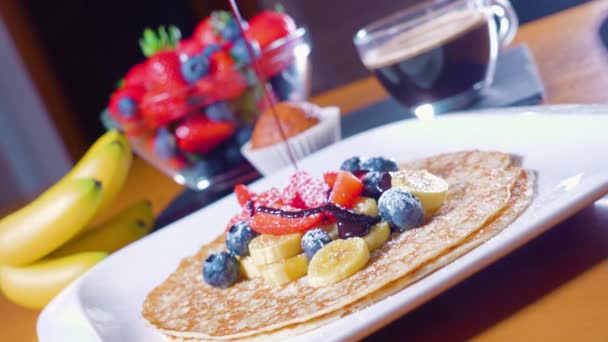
[142,151,534,341]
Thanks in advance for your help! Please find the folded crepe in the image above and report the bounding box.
[142,151,534,341]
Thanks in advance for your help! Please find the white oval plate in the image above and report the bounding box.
[38,105,608,342]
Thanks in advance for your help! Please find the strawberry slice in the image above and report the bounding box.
[282,171,329,209]
[234,184,254,206]
[250,210,323,234]
[252,187,283,208]
[329,171,364,209]
[323,171,338,188]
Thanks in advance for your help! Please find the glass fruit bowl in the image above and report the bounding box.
[102,28,311,190]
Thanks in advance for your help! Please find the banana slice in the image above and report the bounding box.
[362,221,390,251]
[260,254,309,286]
[240,256,261,279]
[249,233,303,265]
[352,197,379,217]
[390,169,448,216]
[308,238,370,287]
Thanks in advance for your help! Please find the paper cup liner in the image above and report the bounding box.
[241,106,341,176]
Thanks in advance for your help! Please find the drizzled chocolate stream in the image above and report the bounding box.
[228,0,299,170]
[256,204,382,238]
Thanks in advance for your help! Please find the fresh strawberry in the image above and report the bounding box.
[146,50,186,89]
[282,171,329,209]
[124,63,150,88]
[245,11,296,48]
[177,38,202,58]
[323,171,338,188]
[140,86,191,128]
[109,85,146,124]
[209,50,235,73]
[249,209,323,235]
[234,184,254,206]
[329,171,364,208]
[251,187,283,208]
[174,114,235,154]
[193,17,221,46]
[195,69,247,103]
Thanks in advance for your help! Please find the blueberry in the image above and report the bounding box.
[117,97,137,117]
[206,102,235,122]
[202,251,240,288]
[202,44,222,57]
[360,157,399,172]
[221,18,241,41]
[153,128,177,159]
[378,188,424,232]
[361,171,392,199]
[269,64,298,101]
[340,156,361,172]
[235,126,253,146]
[301,228,333,259]
[180,53,210,83]
[226,221,258,256]
[230,38,260,65]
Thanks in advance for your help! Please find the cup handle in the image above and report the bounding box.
[489,0,519,47]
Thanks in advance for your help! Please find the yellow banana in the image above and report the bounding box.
[82,199,154,233]
[0,252,107,310]
[49,218,149,258]
[59,132,132,213]
[0,179,103,266]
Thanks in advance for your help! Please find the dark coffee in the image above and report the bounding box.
[362,9,492,107]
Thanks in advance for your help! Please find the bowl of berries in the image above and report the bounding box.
[102,9,311,190]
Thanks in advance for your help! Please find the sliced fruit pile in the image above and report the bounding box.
[202,156,449,288]
[107,10,302,179]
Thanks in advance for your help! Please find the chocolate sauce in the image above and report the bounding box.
[228,0,299,170]
[255,203,381,238]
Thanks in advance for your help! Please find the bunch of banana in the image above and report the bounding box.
[0,130,155,309]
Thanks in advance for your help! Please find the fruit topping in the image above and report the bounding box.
[352,197,379,217]
[250,211,323,235]
[249,232,303,265]
[378,188,424,232]
[260,253,309,286]
[360,171,392,199]
[234,184,254,207]
[308,237,370,287]
[329,171,364,209]
[360,156,399,172]
[202,251,240,288]
[282,171,330,209]
[323,171,338,188]
[226,221,258,256]
[240,256,260,279]
[362,221,390,252]
[340,156,361,172]
[301,228,332,259]
[390,169,449,216]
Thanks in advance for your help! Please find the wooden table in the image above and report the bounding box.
[3,1,608,340]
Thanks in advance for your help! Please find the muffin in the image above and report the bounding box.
[251,102,321,149]
[242,101,341,175]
